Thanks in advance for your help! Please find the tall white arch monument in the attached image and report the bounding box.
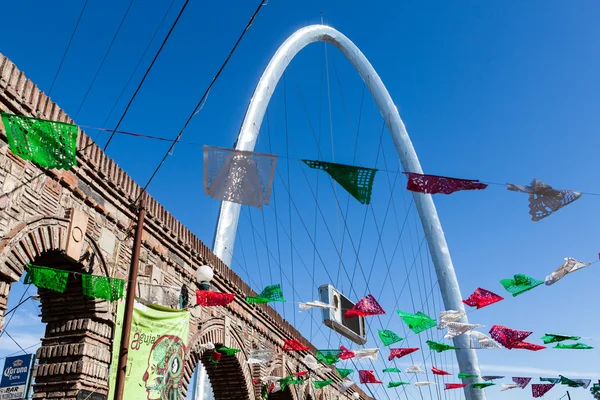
[212,25,485,400]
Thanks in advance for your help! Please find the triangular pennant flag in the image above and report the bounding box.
[546,257,592,286]
[426,340,456,353]
[540,378,560,384]
[209,350,222,364]
[378,329,403,346]
[472,383,495,389]
[501,384,518,391]
[358,370,382,384]
[313,379,333,389]
[444,322,484,339]
[574,379,592,389]
[445,383,467,390]
[280,375,304,391]
[196,290,235,306]
[298,300,335,311]
[294,371,308,377]
[467,331,502,349]
[218,346,241,356]
[344,294,385,318]
[303,159,377,204]
[383,368,401,373]
[248,349,274,365]
[388,382,410,388]
[316,349,342,365]
[339,345,355,360]
[432,367,451,376]
[283,339,309,352]
[246,284,285,304]
[397,310,436,334]
[406,365,425,374]
[559,376,586,388]
[415,382,436,387]
[336,368,353,379]
[507,179,582,221]
[500,274,543,297]
[354,348,379,360]
[489,325,532,349]
[203,145,277,209]
[458,373,478,379]
[388,348,419,361]
[81,274,124,301]
[482,376,504,381]
[541,334,581,344]
[462,288,504,309]
[301,355,328,371]
[532,384,555,397]
[1,112,78,170]
[338,380,355,392]
[405,172,487,194]
[555,343,593,350]
[25,264,69,293]
[438,310,466,329]
[513,341,546,351]
[512,377,532,389]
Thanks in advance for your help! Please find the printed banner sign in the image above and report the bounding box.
[107,300,190,400]
[0,354,34,400]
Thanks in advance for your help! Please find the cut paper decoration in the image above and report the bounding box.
[280,376,304,391]
[209,350,222,364]
[354,348,379,360]
[203,145,277,209]
[513,341,546,351]
[472,383,495,389]
[1,112,78,170]
[383,368,401,373]
[316,350,342,365]
[500,274,543,297]
[426,340,456,353]
[338,380,355,392]
[507,179,582,221]
[199,343,215,352]
[388,348,419,361]
[303,159,377,204]
[559,376,585,388]
[388,382,409,388]
[294,371,308,377]
[283,339,309,352]
[301,355,328,371]
[406,365,425,374]
[467,331,502,349]
[445,384,467,390]
[438,310,466,329]
[24,264,68,293]
[574,380,592,389]
[396,310,436,334]
[532,384,555,398]
[501,384,518,391]
[415,382,436,387]
[458,373,478,379]
[247,349,274,365]
[405,172,487,195]
[196,290,235,306]
[555,343,593,350]
[432,367,451,376]
[482,376,504,381]
[539,378,560,384]
[489,325,532,349]
[444,322,484,339]
[339,346,355,360]
[541,334,581,344]
[137,282,181,309]
[546,257,592,286]
[462,288,504,309]
[358,370,382,384]
[344,294,385,318]
[336,368,353,379]
[81,274,124,301]
[218,346,241,356]
[313,379,333,389]
[246,284,285,304]
[512,377,532,389]
[298,300,335,311]
[378,329,403,346]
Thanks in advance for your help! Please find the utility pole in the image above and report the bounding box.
[114,196,146,400]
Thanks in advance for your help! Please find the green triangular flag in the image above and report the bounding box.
[246,284,285,304]
[559,375,586,388]
[313,379,333,389]
[383,368,402,373]
[500,274,543,296]
[555,343,593,350]
[378,329,403,346]
[458,373,478,379]
[217,346,241,356]
[24,264,69,293]
[81,274,124,301]
[540,378,560,384]
[336,368,353,379]
[396,310,436,334]
[1,112,78,170]
[388,382,410,388]
[472,382,495,389]
[302,160,377,204]
[315,350,341,365]
[427,340,456,353]
[541,334,581,344]
[280,375,304,391]
[261,384,269,399]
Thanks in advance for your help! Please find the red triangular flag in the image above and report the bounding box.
[432,367,452,376]
[532,384,555,397]
[388,348,419,361]
[512,377,532,388]
[359,370,382,384]
[513,341,546,351]
[295,371,308,377]
[344,294,385,318]
[196,290,235,306]
[462,288,504,309]
[445,383,467,390]
[283,339,309,352]
[489,325,532,349]
[405,172,488,194]
[340,345,355,360]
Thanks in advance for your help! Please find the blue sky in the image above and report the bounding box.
[1,1,600,399]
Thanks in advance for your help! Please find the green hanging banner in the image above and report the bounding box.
[280,375,304,391]
[315,349,341,365]
[559,376,585,388]
[388,382,410,388]
[426,340,456,353]
[458,373,478,379]
[246,284,285,304]
[554,343,593,350]
[541,334,581,344]
[540,378,561,384]
[336,368,353,379]
[24,264,69,293]
[81,274,124,301]
[396,310,436,334]
[383,368,402,373]
[1,112,78,170]
[500,274,543,296]
[313,379,333,389]
[302,160,377,204]
[378,329,403,346]
[217,346,241,356]
[472,382,495,389]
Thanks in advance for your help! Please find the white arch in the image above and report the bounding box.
[212,25,484,400]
